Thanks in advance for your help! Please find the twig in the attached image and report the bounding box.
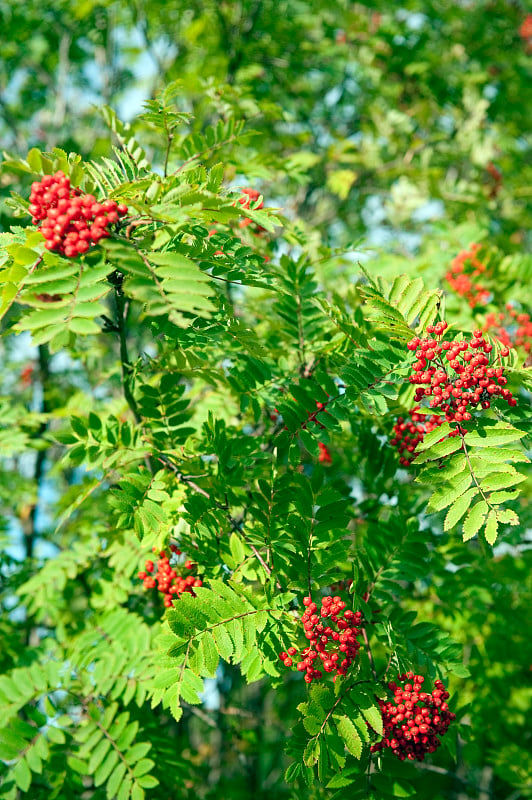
[459,428,494,512]
[25,345,51,562]
[361,626,377,681]
[184,703,217,728]
[21,345,52,650]
[227,513,273,579]
[156,454,211,499]
[156,455,277,582]
[306,516,315,597]
[113,280,141,424]
[162,106,174,178]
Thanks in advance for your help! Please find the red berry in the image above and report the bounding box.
[28,174,125,257]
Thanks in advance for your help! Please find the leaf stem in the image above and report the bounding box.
[458,428,496,555]
[458,428,494,513]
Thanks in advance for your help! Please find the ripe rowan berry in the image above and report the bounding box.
[237,188,264,228]
[390,408,447,466]
[279,594,363,683]
[370,674,456,761]
[139,547,202,608]
[519,14,532,41]
[318,442,332,465]
[28,172,127,257]
[405,321,516,425]
[20,365,34,387]
[445,244,490,307]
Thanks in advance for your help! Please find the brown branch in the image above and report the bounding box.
[113,282,141,425]
[361,626,377,681]
[156,454,276,581]
[24,345,51,562]
[155,455,211,499]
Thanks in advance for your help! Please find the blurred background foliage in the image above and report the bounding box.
[1,0,531,247]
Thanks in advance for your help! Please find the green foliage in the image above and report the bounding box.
[414,420,528,543]
[151,580,292,721]
[0,4,530,799]
[71,703,157,800]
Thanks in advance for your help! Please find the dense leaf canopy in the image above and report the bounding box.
[0,2,530,799]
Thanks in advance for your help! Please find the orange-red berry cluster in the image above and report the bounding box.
[371,673,456,762]
[445,243,490,308]
[390,408,447,466]
[238,187,264,228]
[279,595,363,683]
[138,545,202,608]
[520,14,532,43]
[483,306,532,354]
[29,171,127,258]
[318,442,332,464]
[407,320,516,422]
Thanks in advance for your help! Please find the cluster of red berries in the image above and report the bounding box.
[407,320,516,422]
[279,596,363,683]
[318,442,332,464]
[390,408,447,466]
[29,171,128,258]
[138,545,202,608]
[371,673,456,762]
[483,306,532,354]
[237,188,264,229]
[520,14,532,46]
[445,244,490,308]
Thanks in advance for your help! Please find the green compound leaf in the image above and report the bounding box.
[416,421,454,450]
[465,422,526,448]
[303,738,321,767]
[444,487,478,531]
[335,715,362,759]
[496,508,519,526]
[462,500,489,542]
[484,510,499,545]
[412,434,463,463]
[426,472,472,514]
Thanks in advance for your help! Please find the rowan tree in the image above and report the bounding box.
[0,3,530,799]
